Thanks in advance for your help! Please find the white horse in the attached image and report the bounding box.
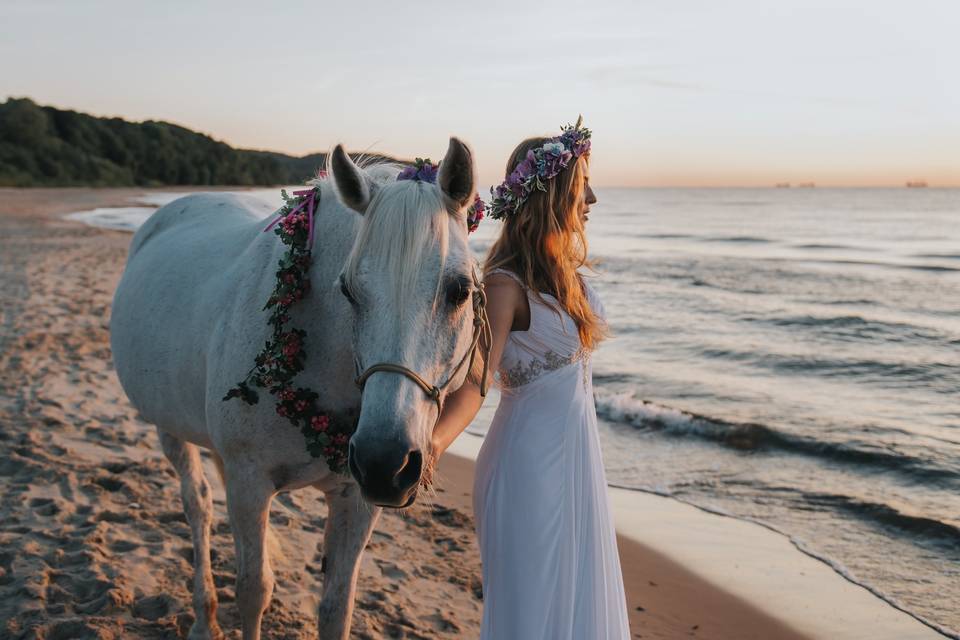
[110,139,483,639]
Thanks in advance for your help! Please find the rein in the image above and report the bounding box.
[353,263,492,426]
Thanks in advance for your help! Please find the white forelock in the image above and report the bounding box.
[341,178,450,312]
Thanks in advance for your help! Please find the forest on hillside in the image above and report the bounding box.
[0,98,348,187]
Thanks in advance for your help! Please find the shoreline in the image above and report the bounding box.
[0,186,947,639]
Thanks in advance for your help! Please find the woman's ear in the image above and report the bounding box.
[330,144,376,214]
[438,137,475,211]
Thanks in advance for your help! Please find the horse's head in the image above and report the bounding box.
[330,138,482,508]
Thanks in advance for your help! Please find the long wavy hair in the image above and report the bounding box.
[484,137,609,351]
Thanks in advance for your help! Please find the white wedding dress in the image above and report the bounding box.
[473,268,631,640]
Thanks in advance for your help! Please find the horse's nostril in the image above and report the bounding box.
[348,441,365,484]
[394,449,423,490]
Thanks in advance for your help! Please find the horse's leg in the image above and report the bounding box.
[224,466,275,640]
[316,482,382,639]
[157,429,223,640]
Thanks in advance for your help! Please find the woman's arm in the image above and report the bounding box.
[430,273,524,459]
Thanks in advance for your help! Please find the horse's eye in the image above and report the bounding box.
[446,278,471,307]
[339,278,356,305]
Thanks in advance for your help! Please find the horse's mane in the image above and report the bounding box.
[330,162,450,314]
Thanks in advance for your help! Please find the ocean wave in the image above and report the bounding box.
[740,313,955,345]
[819,298,880,306]
[793,242,870,250]
[700,235,774,243]
[760,256,960,273]
[912,253,960,260]
[800,491,960,547]
[593,390,959,484]
[695,346,959,391]
[630,232,695,239]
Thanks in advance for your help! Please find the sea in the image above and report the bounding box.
[69,186,960,637]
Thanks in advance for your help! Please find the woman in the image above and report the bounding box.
[430,119,632,639]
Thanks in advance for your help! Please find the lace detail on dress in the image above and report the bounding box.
[499,347,589,389]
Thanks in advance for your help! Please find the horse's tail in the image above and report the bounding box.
[209,452,284,562]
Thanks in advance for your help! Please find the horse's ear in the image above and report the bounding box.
[438,137,475,211]
[330,144,375,214]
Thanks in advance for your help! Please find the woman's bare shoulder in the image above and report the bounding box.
[483,270,531,331]
[484,271,526,304]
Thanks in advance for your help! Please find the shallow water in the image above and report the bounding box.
[72,186,960,636]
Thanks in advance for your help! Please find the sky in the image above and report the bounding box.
[1,0,957,187]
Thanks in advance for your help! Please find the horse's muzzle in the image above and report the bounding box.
[348,440,423,508]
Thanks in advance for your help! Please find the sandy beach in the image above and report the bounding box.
[0,188,941,639]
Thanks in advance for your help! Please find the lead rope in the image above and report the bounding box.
[469,264,492,398]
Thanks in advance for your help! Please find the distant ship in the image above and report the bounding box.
[775,182,791,188]
[906,180,928,188]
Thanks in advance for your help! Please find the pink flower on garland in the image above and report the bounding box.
[311,415,330,432]
[467,195,485,233]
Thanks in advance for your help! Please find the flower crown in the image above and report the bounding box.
[398,157,485,233]
[488,116,592,221]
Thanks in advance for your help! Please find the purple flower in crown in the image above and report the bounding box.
[559,124,592,158]
[506,173,526,197]
[542,147,573,177]
[417,162,438,183]
[542,141,565,157]
[397,157,439,184]
[517,150,537,175]
[397,165,418,181]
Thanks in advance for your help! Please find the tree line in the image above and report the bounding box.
[0,98,361,187]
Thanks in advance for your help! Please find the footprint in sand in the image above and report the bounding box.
[94,510,133,524]
[374,559,409,581]
[28,496,62,516]
[45,619,103,640]
[432,536,466,554]
[108,539,139,553]
[94,475,132,494]
[132,593,177,621]
[430,505,472,529]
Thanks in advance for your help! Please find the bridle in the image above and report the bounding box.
[353,263,491,425]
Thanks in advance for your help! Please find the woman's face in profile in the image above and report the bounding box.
[579,161,597,225]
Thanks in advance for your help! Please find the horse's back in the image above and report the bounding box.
[112,192,277,440]
[129,192,274,257]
